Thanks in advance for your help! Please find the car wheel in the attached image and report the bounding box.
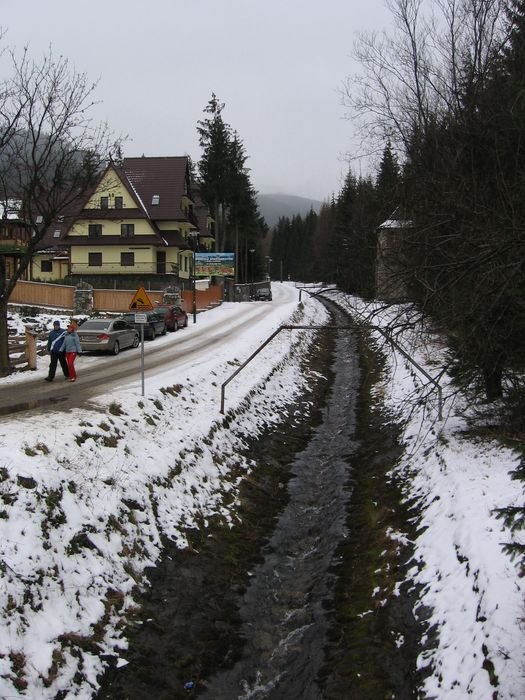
[112,340,120,356]
[132,333,139,348]
[161,325,167,336]
[173,321,179,331]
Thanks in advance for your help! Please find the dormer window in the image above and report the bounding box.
[53,230,61,238]
[152,195,160,205]
[100,196,109,209]
[115,196,123,209]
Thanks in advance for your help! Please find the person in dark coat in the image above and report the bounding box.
[45,320,69,382]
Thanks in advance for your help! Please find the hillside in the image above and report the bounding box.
[257,193,323,228]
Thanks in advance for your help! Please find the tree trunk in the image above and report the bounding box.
[0,258,10,377]
[483,367,503,402]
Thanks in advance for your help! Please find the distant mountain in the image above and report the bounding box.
[257,193,323,228]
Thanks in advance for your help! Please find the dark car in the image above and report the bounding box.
[253,287,272,301]
[120,312,166,340]
[154,304,188,332]
[77,318,140,355]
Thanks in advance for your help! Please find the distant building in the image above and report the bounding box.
[376,212,413,301]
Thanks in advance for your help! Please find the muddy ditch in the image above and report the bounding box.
[96,303,425,699]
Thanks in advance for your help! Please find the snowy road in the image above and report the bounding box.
[1,283,302,415]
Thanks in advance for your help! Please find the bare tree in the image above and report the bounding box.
[345,0,505,154]
[0,46,120,376]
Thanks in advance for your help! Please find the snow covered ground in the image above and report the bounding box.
[0,283,523,698]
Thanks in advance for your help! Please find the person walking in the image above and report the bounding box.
[45,320,69,382]
[59,324,82,382]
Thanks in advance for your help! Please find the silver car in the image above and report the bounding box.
[77,318,139,355]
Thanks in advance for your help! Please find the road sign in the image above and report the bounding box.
[129,286,154,311]
[134,313,148,324]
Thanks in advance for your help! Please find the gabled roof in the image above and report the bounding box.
[37,156,197,250]
[122,156,192,221]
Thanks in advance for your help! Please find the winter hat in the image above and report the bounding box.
[53,320,60,326]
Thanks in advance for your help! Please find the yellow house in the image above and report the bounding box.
[34,156,215,288]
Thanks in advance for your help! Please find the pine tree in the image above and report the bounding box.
[197,94,233,252]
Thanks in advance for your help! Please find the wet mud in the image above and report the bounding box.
[96,301,423,700]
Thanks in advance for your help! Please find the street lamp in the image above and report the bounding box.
[248,248,255,299]
[188,233,198,324]
[266,256,272,280]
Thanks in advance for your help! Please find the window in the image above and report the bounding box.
[151,195,160,205]
[121,252,135,267]
[53,230,61,238]
[114,196,123,209]
[41,260,52,272]
[88,224,102,239]
[89,252,102,267]
[100,196,109,209]
[120,223,135,237]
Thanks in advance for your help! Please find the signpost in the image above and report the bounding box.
[129,288,154,395]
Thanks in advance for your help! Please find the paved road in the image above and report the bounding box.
[0,286,299,416]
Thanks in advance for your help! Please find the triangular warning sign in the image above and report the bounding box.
[129,286,154,311]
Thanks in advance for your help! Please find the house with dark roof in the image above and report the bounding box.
[33,156,215,289]
[0,198,33,281]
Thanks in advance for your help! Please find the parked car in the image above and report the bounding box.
[77,318,140,355]
[120,312,166,340]
[154,304,188,331]
[253,287,272,301]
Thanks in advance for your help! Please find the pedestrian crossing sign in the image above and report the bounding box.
[129,286,154,311]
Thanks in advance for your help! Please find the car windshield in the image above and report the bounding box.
[80,321,111,331]
[154,308,169,317]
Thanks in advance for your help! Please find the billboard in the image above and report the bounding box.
[194,252,235,277]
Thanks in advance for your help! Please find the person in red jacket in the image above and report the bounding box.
[59,324,82,382]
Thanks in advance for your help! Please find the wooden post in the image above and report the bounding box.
[24,328,38,370]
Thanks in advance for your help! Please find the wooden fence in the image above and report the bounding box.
[92,289,164,313]
[11,280,224,314]
[10,280,75,309]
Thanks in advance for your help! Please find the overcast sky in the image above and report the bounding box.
[1,0,393,202]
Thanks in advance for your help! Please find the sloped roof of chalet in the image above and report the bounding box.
[35,200,82,251]
[122,156,192,222]
[66,234,164,246]
[159,230,190,248]
[37,159,195,250]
